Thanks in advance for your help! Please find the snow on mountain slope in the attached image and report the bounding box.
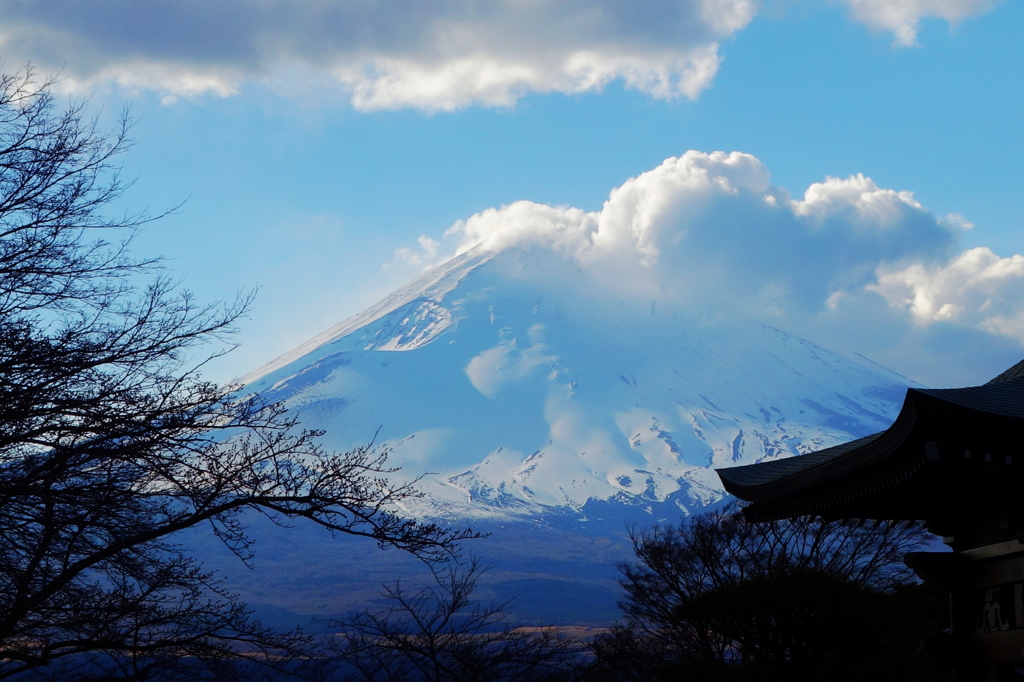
[242,240,913,521]
[239,247,491,383]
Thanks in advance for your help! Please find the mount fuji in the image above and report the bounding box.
[242,242,911,527]
[222,152,950,624]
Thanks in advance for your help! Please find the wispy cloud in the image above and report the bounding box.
[841,0,998,46]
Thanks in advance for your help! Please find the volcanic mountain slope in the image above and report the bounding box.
[227,149,960,624]
[242,241,913,524]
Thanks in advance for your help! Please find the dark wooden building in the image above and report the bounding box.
[717,360,1024,681]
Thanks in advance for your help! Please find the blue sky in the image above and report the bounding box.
[2,0,1021,387]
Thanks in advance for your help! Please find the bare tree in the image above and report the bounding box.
[0,67,475,681]
[328,560,587,682]
[596,504,938,681]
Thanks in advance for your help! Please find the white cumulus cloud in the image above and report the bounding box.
[0,0,755,110]
[0,0,998,110]
[453,151,775,269]
[449,150,956,308]
[792,174,922,225]
[413,150,1024,385]
[871,248,1024,336]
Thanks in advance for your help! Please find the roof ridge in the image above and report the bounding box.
[986,359,1024,385]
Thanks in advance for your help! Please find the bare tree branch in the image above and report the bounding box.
[0,66,478,681]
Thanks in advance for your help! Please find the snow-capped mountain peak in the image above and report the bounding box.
[242,241,911,521]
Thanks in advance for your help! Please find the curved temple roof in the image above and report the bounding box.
[716,359,1024,529]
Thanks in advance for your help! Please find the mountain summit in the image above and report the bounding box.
[242,240,911,523]
[231,151,943,623]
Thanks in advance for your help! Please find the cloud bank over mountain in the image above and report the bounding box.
[234,149,1020,524]
[395,151,1024,386]
[0,0,998,110]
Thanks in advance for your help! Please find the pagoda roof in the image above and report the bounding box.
[716,359,1024,526]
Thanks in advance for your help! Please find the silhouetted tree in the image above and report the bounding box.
[328,559,587,682]
[587,624,676,682]
[681,569,951,682]
[592,505,944,682]
[0,67,474,681]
